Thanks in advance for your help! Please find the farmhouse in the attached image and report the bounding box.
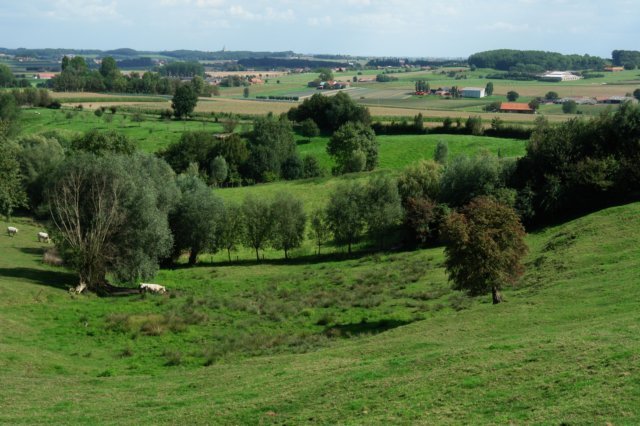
[604,66,624,72]
[35,73,56,80]
[540,71,581,82]
[499,102,534,114]
[461,87,486,98]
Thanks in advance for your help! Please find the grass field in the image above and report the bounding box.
[44,67,639,124]
[1,201,638,424]
[213,134,525,218]
[19,107,226,152]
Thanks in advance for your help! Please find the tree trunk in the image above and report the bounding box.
[255,247,260,262]
[348,242,352,254]
[284,248,288,259]
[492,286,502,304]
[227,248,231,263]
[188,250,198,266]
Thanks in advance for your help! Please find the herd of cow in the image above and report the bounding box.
[7,225,168,294]
[6,226,50,243]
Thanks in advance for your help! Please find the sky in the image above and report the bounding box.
[0,0,638,58]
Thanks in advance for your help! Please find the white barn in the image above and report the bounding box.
[541,71,581,82]
[461,87,486,98]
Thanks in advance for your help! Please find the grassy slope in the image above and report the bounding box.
[215,134,525,217]
[0,202,639,424]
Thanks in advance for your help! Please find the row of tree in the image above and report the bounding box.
[468,49,606,71]
[49,56,217,96]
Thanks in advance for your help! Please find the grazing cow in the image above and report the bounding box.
[7,226,18,237]
[37,232,50,243]
[140,283,167,294]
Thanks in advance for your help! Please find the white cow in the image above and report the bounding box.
[140,283,167,294]
[7,226,18,237]
[37,232,50,243]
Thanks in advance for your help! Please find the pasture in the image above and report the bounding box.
[1,202,639,424]
[46,68,640,124]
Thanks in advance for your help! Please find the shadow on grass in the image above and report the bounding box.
[19,247,45,256]
[324,318,413,338]
[0,267,75,291]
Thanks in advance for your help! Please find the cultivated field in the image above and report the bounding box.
[51,67,639,123]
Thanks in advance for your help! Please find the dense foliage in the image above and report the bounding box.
[513,104,640,224]
[468,49,605,71]
[287,92,371,133]
[442,196,527,304]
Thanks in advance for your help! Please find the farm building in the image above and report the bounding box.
[604,66,624,72]
[35,73,56,80]
[461,87,486,98]
[540,71,582,82]
[499,102,535,114]
[596,96,638,104]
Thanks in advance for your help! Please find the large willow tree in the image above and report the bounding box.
[46,153,178,294]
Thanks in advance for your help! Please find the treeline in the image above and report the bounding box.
[49,56,216,96]
[159,115,322,185]
[371,114,532,140]
[366,58,466,67]
[468,49,606,71]
[157,61,204,78]
[611,50,640,67]
[238,58,351,70]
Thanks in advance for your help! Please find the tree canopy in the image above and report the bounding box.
[442,196,528,304]
[46,153,179,293]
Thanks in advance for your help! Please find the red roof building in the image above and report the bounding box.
[499,102,534,114]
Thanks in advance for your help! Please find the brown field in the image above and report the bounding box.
[71,101,170,110]
[53,92,126,99]
[205,71,289,78]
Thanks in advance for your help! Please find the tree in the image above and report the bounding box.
[440,153,512,207]
[241,195,273,261]
[15,135,65,211]
[0,63,15,88]
[507,91,519,102]
[243,87,250,98]
[71,129,135,156]
[302,154,322,178]
[413,113,424,132]
[317,67,334,82]
[219,202,244,262]
[441,196,528,304]
[397,159,442,206]
[465,116,483,135]
[485,82,494,96]
[46,154,179,293]
[287,92,370,133]
[562,100,577,114]
[434,140,449,164]
[209,155,228,186]
[0,92,21,137]
[159,131,218,174]
[270,192,306,259]
[190,76,205,96]
[309,209,331,255]
[172,85,198,119]
[363,175,402,248]
[0,142,27,219]
[633,88,640,102]
[528,98,541,111]
[169,174,224,265]
[327,121,378,174]
[545,91,559,101]
[325,181,365,253]
[247,114,296,181]
[299,118,320,137]
[281,154,304,180]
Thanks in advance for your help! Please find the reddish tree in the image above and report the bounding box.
[441,196,528,304]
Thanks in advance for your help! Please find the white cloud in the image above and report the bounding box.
[44,0,120,21]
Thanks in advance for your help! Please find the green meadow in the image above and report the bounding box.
[1,201,639,424]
